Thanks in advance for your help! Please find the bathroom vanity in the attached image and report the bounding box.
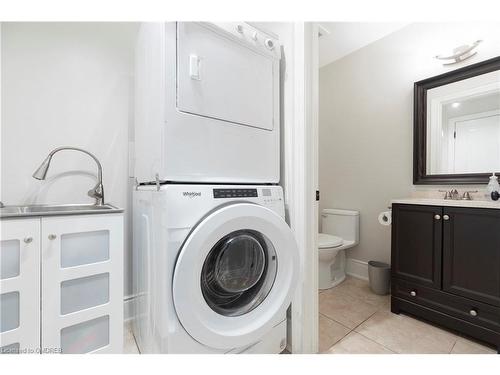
[0,205,124,354]
[390,199,500,353]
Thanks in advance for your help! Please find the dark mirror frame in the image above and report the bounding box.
[414,56,500,185]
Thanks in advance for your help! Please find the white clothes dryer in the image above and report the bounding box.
[134,22,282,184]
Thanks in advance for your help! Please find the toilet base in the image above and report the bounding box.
[318,250,346,290]
[319,273,346,290]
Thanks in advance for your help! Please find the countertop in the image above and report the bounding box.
[390,198,500,210]
[0,203,124,219]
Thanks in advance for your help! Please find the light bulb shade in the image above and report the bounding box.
[32,156,52,180]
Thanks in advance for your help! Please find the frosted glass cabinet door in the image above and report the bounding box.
[41,214,123,354]
[0,219,40,353]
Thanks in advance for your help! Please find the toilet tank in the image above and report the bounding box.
[321,209,359,243]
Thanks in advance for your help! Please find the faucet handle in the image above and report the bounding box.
[462,190,478,201]
[439,189,461,200]
[439,190,452,200]
[88,183,104,205]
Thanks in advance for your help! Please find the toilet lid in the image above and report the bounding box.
[318,233,343,249]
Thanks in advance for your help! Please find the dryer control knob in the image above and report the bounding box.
[236,24,244,34]
[252,31,258,41]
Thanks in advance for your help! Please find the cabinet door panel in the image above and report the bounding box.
[0,240,20,279]
[391,204,442,289]
[443,207,500,307]
[0,219,40,353]
[41,214,123,354]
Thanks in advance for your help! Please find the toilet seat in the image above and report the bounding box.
[318,233,343,249]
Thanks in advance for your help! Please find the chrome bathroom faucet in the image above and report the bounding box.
[439,189,477,200]
[32,146,105,206]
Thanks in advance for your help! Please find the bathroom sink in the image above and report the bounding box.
[0,203,123,218]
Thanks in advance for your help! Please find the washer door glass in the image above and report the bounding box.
[201,230,277,317]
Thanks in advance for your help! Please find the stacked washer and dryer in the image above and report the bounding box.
[132,22,300,353]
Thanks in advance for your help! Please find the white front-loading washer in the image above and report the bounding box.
[132,184,299,353]
[134,22,281,184]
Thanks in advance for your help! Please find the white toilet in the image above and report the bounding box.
[318,209,360,290]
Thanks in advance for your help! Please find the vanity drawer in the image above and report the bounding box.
[393,278,500,333]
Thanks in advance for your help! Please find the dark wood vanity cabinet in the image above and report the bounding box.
[442,207,500,308]
[391,205,442,289]
[391,204,500,352]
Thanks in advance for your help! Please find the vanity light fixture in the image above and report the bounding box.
[435,40,482,66]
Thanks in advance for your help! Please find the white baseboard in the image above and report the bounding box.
[345,258,369,281]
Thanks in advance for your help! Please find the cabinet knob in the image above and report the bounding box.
[434,214,441,220]
[48,234,57,240]
[410,291,417,297]
[469,309,478,317]
[24,237,33,244]
[443,214,450,221]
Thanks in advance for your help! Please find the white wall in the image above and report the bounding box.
[319,23,500,273]
[1,23,139,295]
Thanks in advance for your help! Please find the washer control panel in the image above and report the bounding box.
[163,184,286,219]
[212,187,283,201]
[213,188,258,199]
[260,187,283,204]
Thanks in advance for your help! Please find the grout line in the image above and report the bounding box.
[319,312,353,331]
[321,330,352,353]
[124,322,140,354]
[320,296,391,353]
[449,339,458,354]
[318,313,353,353]
[351,310,378,332]
[324,331,351,353]
[326,330,396,354]
[323,331,356,354]
[132,329,140,354]
[354,331,397,354]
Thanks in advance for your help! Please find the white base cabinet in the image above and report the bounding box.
[0,213,123,354]
[0,219,40,354]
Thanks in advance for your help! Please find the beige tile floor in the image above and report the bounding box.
[122,277,497,354]
[319,276,497,354]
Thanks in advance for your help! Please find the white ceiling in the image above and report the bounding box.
[318,22,410,67]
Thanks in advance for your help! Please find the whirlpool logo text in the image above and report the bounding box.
[182,192,202,198]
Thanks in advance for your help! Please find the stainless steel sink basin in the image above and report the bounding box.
[0,203,123,218]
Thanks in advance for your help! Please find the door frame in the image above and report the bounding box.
[286,22,319,354]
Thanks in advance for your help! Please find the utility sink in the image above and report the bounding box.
[0,203,123,218]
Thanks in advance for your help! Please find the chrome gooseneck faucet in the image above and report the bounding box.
[32,147,105,206]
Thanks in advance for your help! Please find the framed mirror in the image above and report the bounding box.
[414,56,500,184]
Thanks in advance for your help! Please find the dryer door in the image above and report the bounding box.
[172,203,299,350]
[177,22,280,131]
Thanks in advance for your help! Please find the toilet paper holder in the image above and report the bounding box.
[378,208,392,226]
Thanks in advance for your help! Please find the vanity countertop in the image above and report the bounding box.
[391,198,500,210]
